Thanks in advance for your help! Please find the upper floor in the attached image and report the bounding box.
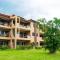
[0,13,44,41]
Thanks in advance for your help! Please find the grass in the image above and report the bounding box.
[0,49,60,60]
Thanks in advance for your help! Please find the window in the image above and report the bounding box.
[32,33,35,36]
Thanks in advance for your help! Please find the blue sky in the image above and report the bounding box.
[0,0,60,20]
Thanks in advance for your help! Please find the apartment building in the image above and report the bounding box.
[0,13,43,49]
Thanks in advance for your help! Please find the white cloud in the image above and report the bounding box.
[2,0,60,20]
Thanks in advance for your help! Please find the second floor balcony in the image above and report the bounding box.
[16,33,31,40]
[0,30,11,37]
[17,33,30,38]
[0,30,11,40]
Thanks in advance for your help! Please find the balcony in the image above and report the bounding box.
[17,23,30,31]
[0,31,11,40]
[20,25,30,30]
[0,21,11,29]
[16,33,31,40]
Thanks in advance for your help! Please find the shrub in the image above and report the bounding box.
[16,45,33,50]
[35,46,42,49]
[0,45,9,50]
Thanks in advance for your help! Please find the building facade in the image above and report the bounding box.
[0,13,43,49]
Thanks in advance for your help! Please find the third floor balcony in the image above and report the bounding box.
[17,23,31,31]
[0,19,11,29]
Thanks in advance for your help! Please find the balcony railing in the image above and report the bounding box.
[0,22,11,27]
[16,34,31,40]
[16,23,30,29]
[20,25,30,28]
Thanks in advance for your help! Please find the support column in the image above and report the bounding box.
[9,40,13,48]
[9,20,14,48]
[38,42,40,47]
[13,39,17,49]
[14,16,17,49]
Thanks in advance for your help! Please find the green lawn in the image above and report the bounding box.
[0,49,60,60]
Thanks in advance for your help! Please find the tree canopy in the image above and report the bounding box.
[37,17,60,53]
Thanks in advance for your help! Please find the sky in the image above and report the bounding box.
[0,0,60,20]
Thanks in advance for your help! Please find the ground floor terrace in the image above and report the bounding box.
[0,39,44,49]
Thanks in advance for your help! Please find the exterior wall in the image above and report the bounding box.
[0,13,44,49]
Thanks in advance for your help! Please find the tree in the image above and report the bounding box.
[37,18,60,53]
[37,18,47,32]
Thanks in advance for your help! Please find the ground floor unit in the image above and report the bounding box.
[0,39,44,49]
